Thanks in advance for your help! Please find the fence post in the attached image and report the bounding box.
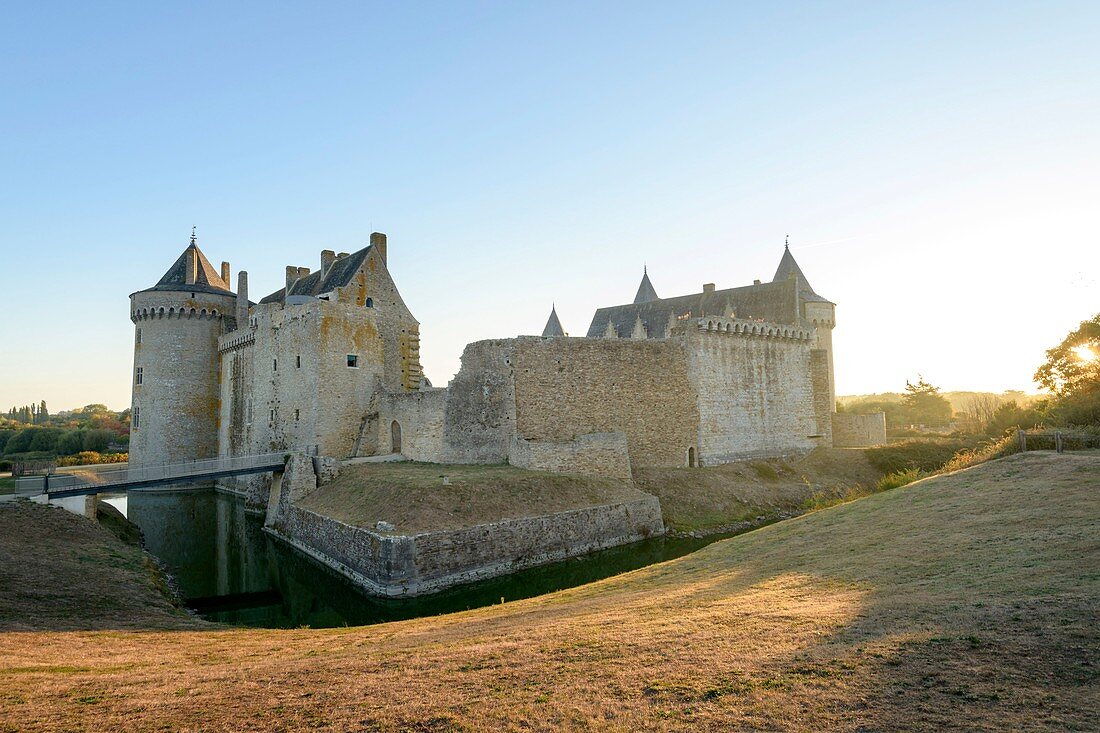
[1055,431,1063,454]
[1018,429,1027,453]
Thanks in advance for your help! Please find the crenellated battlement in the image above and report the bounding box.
[678,316,813,341]
[218,330,255,353]
[131,305,229,322]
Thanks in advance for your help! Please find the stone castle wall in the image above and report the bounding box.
[683,323,822,463]
[509,337,697,468]
[509,431,632,480]
[832,412,887,447]
[271,493,665,596]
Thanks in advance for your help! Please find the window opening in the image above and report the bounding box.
[135,367,143,385]
[347,354,359,368]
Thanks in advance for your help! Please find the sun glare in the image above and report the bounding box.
[1072,344,1097,363]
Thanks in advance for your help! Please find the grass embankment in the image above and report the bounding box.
[1,451,1097,731]
[300,462,647,533]
[634,448,883,533]
[0,502,199,632]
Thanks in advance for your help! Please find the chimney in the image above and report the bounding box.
[336,252,349,259]
[286,265,298,288]
[185,248,197,285]
[220,261,231,285]
[236,271,249,328]
[753,279,761,285]
[703,283,715,293]
[297,266,310,280]
[321,249,336,271]
[370,232,387,264]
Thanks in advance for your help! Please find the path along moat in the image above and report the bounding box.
[112,489,743,628]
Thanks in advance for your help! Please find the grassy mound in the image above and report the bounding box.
[0,452,1096,731]
[299,462,648,533]
[633,448,883,532]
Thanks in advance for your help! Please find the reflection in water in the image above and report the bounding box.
[125,488,732,629]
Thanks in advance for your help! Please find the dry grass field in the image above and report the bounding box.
[300,462,645,533]
[1,451,1097,731]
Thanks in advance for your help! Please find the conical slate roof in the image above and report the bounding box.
[542,305,565,337]
[772,244,830,303]
[145,241,232,295]
[633,268,659,304]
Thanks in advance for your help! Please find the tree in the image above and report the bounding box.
[38,400,48,423]
[986,401,1042,436]
[902,376,953,427]
[1034,313,1100,397]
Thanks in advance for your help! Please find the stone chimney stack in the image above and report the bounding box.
[337,252,349,260]
[286,265,298,288]
[703,283,715,293]
[220,261,231,285]
[321,249,336,271]
[236,271,249,327]
[185,248,197,285]
[297,266,310,280]
[371,232,387,264]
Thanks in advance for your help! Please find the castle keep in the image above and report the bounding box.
[130,232,840,483]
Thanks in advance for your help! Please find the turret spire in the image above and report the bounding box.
[541,304,565,337]
[633,267,659,304]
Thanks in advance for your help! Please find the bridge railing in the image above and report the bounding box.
[14,452,289,496]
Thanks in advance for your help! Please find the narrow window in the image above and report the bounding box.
[135,367,143,385]
[347,354,359,368]
[273,358,278,371]
[135,328,142,345]
[365,297,373,308]
[270,409,275,422]
[296,355,301,368]
[295,409,300,421]
[132,406,139,429]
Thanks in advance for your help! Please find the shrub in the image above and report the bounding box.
[3,429,35,455]
[876,468,924,491]
[27,428,62,454]
[865,437,981,475]
[82,429,116,453]
[942,434,1019,473]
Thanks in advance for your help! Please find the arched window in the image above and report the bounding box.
[365,297,373,308]
[687,447,695,467]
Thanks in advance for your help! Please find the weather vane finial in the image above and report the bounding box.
[785,234,789,249]
[190,225,197,246]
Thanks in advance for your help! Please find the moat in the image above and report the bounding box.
[118,489,735,628]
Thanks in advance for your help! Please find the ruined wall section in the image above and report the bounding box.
[130,289,237,468]
[376,388,447,460]
[682,319,820,463]
[832,412,886,447]
[509,432,632,480]
[440,339,518,463]
[510,337,697,468]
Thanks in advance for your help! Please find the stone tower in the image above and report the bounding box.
[772,243,836,410]
[129,233,239,468]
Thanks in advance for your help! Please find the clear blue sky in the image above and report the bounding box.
[2,1,1097,411]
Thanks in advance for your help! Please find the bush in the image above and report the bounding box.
[865,437,982,475]
[82,429,116,453]
[57,429,84,456]
[876,468,924,491]
[3,429,35,455]
[27,428,62,454]
[1047,391,1100,427]
[55,451,129,467]
[942,434,1019,472]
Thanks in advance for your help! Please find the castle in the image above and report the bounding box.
[130,231,875,497]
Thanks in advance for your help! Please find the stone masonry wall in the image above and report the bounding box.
[510,337,697,468]
[271,492,665,596]
[440,339,518,463]
[130,289,237,468]
[832,412,887,447]
[683,327,821,463]
[509,432,632,480]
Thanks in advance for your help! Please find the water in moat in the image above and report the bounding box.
[119,489,739,629]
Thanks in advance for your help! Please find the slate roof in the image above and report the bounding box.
[141,243,233,295]
[633,269,659,304]
[260,245,372,304]
[541,306,565,337]
[772,246,831,303]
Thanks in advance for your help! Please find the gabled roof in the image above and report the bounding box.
[143,243,232,295]
[542,306,565,337]
[260,246,372,304]
[772,245,830,303]
[633,268,659,304]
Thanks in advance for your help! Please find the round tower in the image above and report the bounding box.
[129,233,238,468]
